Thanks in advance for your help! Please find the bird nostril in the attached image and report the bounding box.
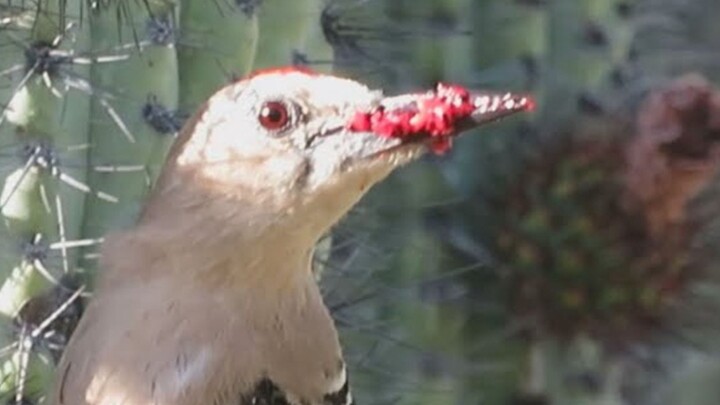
[259,101,290,131]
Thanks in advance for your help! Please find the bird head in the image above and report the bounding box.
[146,67,533,243]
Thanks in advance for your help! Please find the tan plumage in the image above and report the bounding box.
[50,69,530,405]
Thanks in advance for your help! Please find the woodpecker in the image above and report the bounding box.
[50,67,532,405]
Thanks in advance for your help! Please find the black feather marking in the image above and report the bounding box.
[323,378,353,405]
[237,375,354,405]
[239,378,291,405]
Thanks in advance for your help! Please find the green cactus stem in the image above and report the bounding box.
[0,0,91,400]
[80,1,179,257]
[177,0,259,112]
[254,0,331,71]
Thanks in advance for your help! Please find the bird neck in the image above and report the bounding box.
[99,175,325,298]
[94,205,345,404]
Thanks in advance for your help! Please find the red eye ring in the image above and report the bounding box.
[258,101,290,131]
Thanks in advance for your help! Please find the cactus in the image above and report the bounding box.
[0,1,93,399]
[429,1,720,403]
[80,1,180,254]
[254,0,331,71]
[177,0,259,111]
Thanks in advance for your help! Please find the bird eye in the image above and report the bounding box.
[258,101,290,131]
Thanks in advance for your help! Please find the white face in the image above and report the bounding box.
[172,70,425,230]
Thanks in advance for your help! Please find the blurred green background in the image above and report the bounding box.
[2,0,720,404]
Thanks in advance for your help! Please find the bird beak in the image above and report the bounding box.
[348,83,535,156]
[300,82,534,195]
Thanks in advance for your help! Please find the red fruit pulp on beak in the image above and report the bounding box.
[348,83,535,154]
